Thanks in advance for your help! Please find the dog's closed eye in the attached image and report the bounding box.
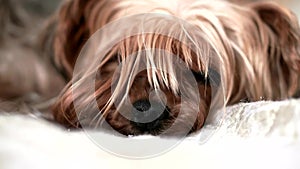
[192,70,210,84]
[191,68,221,87]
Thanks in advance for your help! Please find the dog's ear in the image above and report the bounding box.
[251,2,300,97]
[52,0,91,79]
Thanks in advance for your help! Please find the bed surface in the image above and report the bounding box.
[1,99,299,169]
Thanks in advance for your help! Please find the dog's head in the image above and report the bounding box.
[46,0,300,136]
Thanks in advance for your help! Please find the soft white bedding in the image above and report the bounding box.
[0,99,299,169]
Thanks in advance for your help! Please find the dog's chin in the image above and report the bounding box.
[98,101,208,137]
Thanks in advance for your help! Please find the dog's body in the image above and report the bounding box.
[1,0,300,136]
[0,0,65,102]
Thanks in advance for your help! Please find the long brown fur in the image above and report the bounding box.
[42,0,300,136]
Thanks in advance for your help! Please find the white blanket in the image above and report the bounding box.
[0,99,300,169]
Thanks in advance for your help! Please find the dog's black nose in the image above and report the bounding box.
[133,99,151,112]
[131,100,169,132]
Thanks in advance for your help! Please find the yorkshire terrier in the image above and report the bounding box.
[2,0,300,136]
